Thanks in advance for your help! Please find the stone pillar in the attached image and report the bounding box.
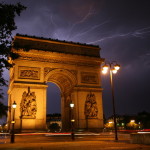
[8,82,47,132]
[73,87,103,132]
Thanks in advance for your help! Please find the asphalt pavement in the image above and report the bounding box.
[0,132,150,150]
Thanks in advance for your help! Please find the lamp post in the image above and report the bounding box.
[102,61,120,141]
[70,101,75,140]
[10,101,17,143]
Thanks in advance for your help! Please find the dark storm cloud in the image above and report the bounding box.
[1,0,150,117]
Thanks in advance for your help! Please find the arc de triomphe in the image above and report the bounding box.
[8,34,104,132]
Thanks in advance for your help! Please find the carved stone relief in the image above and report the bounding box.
[69,70,78,77]
[81,72,99,84]
[18,67,40,80]
[44,67,54,77]
[48,74,72,93]
[84,92,98,118]
[64,92,74,107]
[44,67,77,78]
[20,87,37,119]
[65,95,71,107]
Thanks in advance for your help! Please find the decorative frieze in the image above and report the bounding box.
[81,72,99,84]
[18,66,40,80]
[18,54,101,67]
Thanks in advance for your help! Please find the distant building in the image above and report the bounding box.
[105,112,150,130]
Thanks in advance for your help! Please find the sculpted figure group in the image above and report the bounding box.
[84,92,98,118]
[20,87,37,118]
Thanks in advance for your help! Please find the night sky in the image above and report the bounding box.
[1,0,150,121]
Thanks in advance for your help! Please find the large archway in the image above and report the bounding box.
[46,82,61,115]
[46,82,61,131]
[45,68,77,130]
[7,34,104,132]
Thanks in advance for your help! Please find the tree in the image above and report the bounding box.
[137,111,150,129]
[0,2,26,118]
[48,123,61,132]
[0,101,8,118]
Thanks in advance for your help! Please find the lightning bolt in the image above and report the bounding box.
[45,5,99,41]
[87,32,131,44]
[66,6,96,40]
[71,6,96,28]
[132,27,150,38]
[71,20,110,39]
[87,27,150,44]
[50,15,57,28]
[47,14,60,39]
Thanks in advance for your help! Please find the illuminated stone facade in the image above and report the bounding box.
[8,34,104,132]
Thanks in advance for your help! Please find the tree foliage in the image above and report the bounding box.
[0,101,8,118]
[0,2,26,118]
[48,123,61,132]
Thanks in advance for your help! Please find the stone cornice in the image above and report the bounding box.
[15,34,100,49]
[74,86,103,92]
[13,34,101,58]
[13,49,104,67]
[13,81,47,85]
[74,85,103,92]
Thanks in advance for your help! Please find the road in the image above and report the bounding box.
[0,132,150,150]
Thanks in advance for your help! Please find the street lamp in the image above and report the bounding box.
[10,101,17,143]
[70,101,75,140]
[102,61,120,141]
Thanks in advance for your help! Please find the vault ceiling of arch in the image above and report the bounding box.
[47,73,73,93]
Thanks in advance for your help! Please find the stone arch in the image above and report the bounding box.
[45,69,77,94]
[8,34,104,132]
